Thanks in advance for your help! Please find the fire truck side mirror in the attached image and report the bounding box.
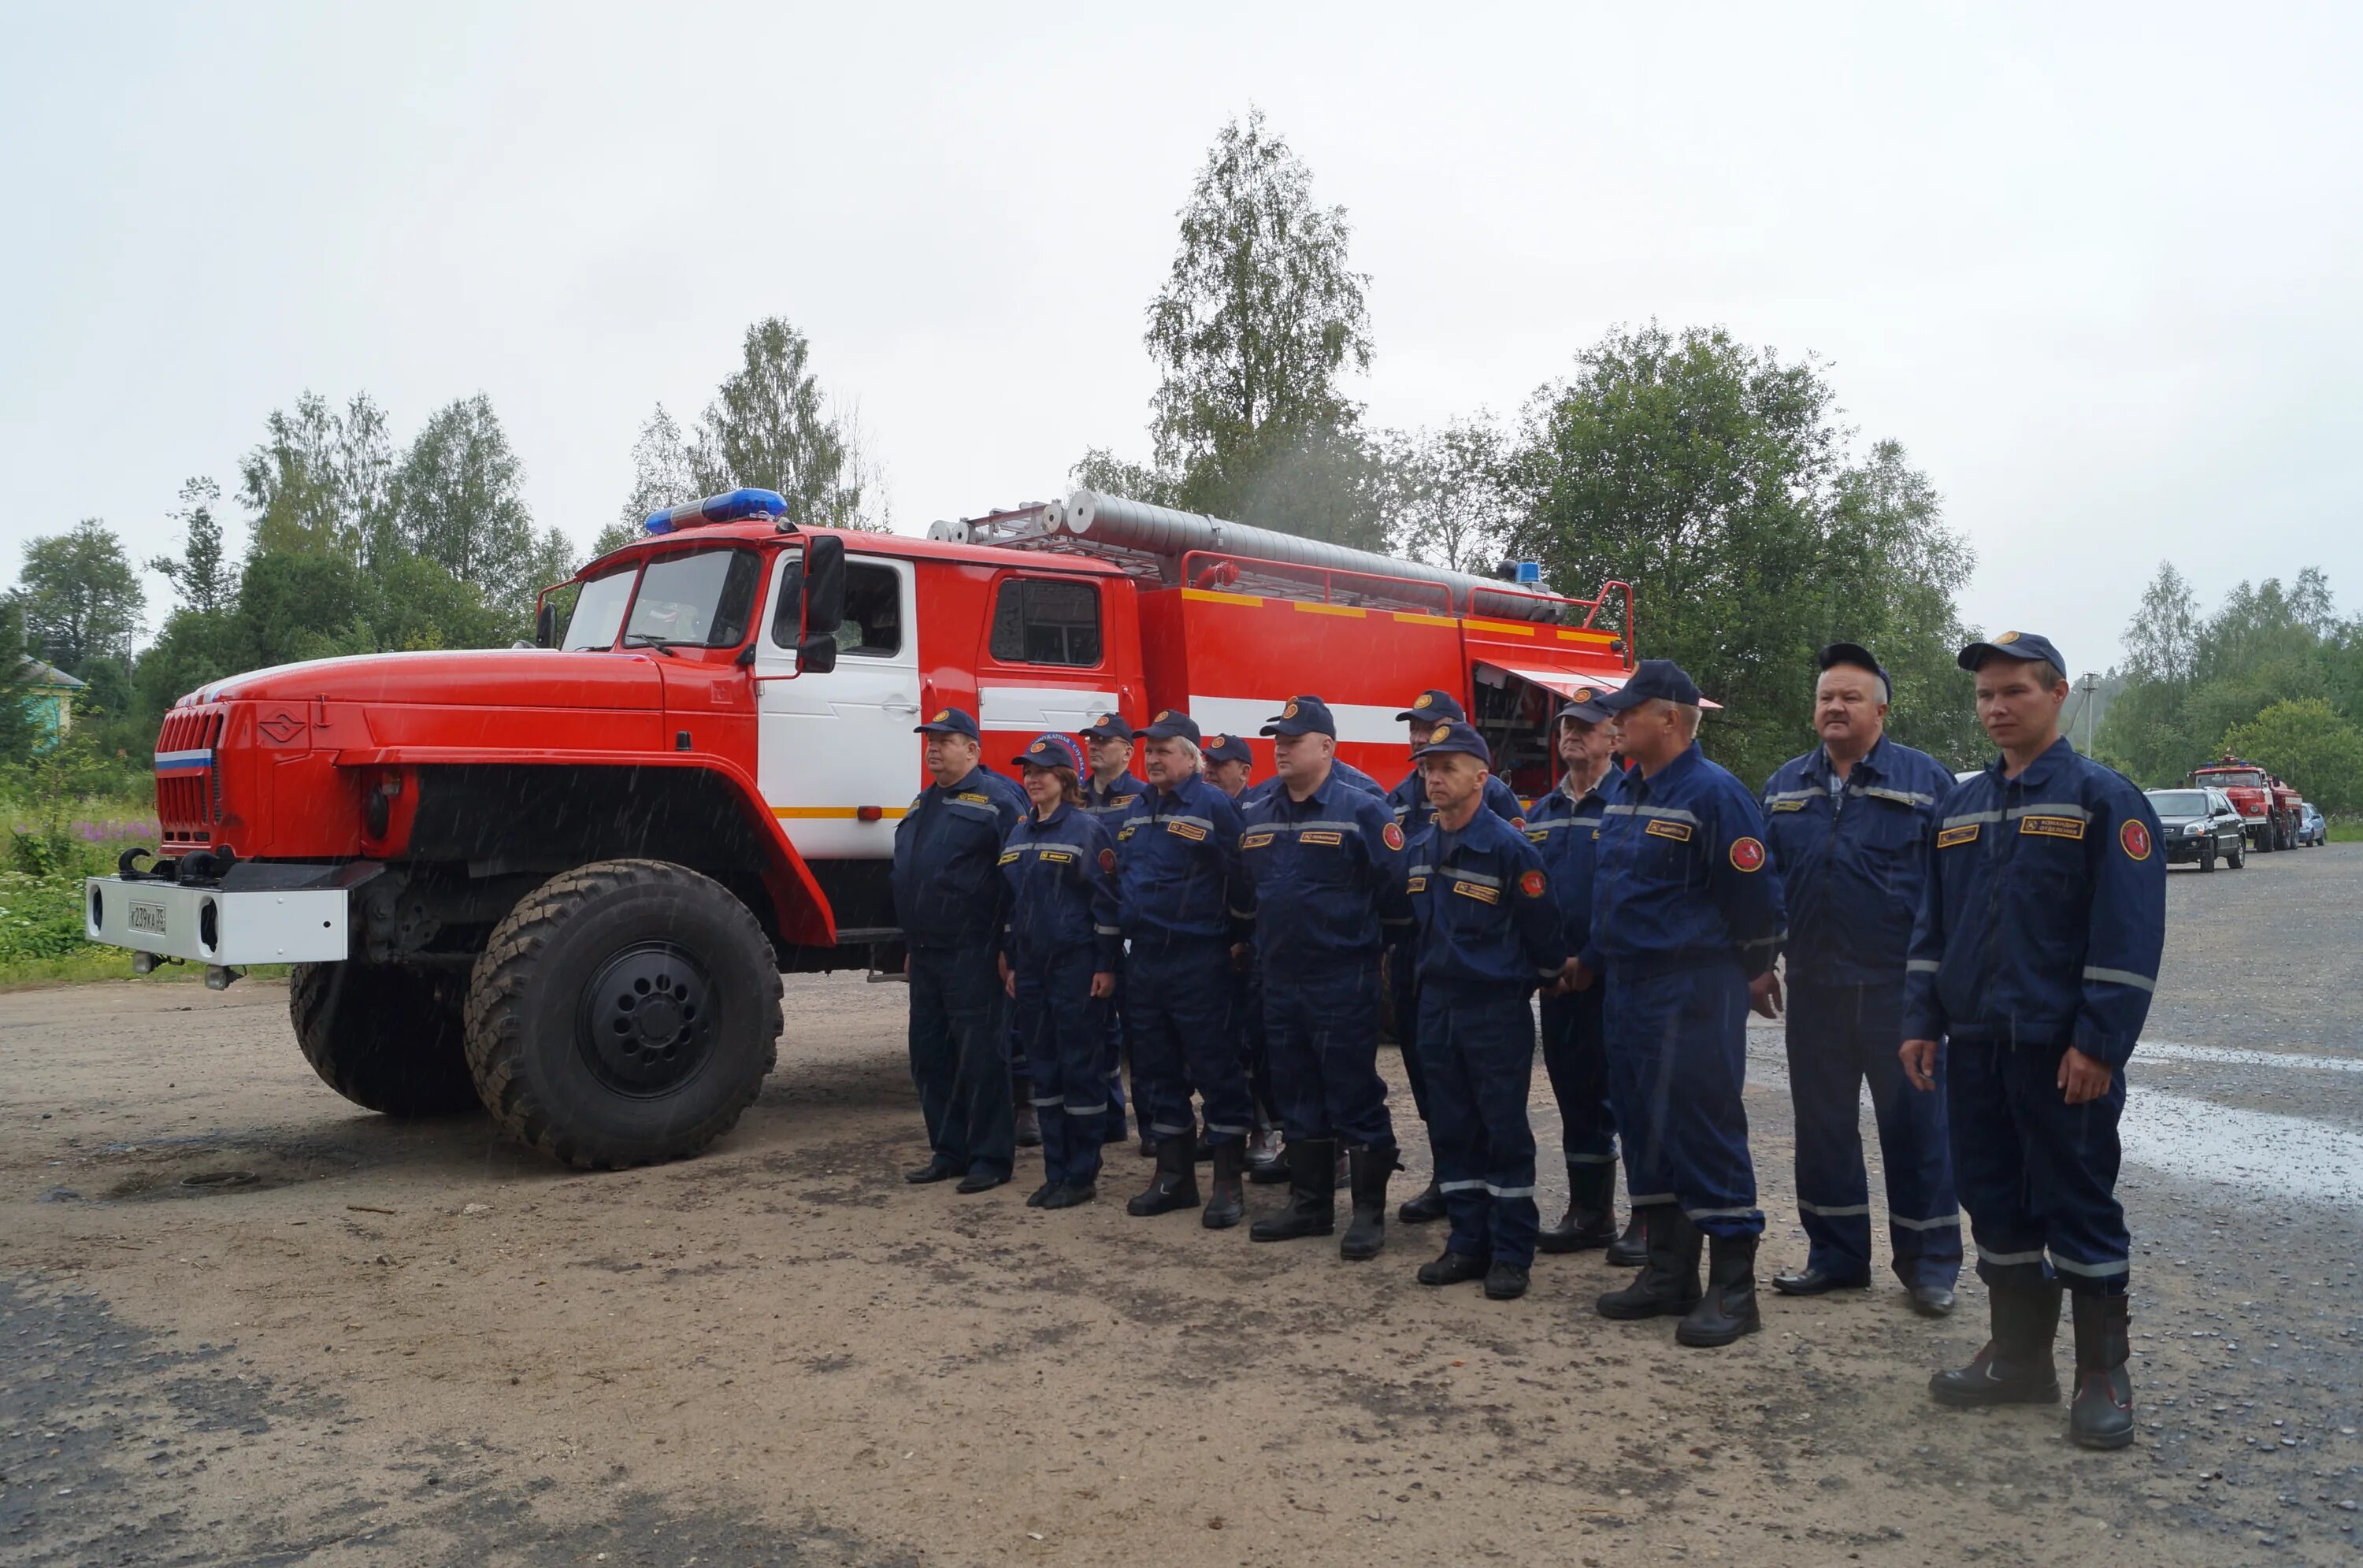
[803,536,848,639]
[534,600,558,649]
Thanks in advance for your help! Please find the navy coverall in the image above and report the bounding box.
[1237,771,1414,1148]
[1760,736,1963,1288]
[892,765,1029,1181]
[1081,769,1150,1141]
[1526,769,1619,1178]
[1904,737,2165,1297]
[1388,769,1526,1127]
[1586,743,1787,1239]
[1404,809,1567,1268]
[1000,803,1124,1190]
[1114,775,1254,1147]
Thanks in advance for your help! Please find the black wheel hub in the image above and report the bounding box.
[579,943,716,1097]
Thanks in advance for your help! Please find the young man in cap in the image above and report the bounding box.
[1585,659,1787,1348]
[1523,692,1637,1258]
[1202,732,1287,1179]
[1759,644,1963,1315]
[1078,713,1150,1152]
[1236,695,1415,1260]
[1401,719,1571,1300]
[892,707,1031,1192]
[1112,710,1256,1228]
[1903,632,2165,1450]
[1384,688,1529,1229]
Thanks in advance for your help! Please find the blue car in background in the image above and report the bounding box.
[2298,802,2328,847]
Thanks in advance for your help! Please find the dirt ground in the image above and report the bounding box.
[3,847,2361,1566]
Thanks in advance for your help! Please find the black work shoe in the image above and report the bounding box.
[1339,1143,1397,1262]
[1416,1248,1489,1287]
[1127,1132,1200,1217]
[1136,1133,1158,1158]
[1246,1125,1287,1182]
[1483,1262,1530,1301]
[1398,1179,1448,1225]
[1025,1181,1058,1208]
[955,1170,1007,1195]
[1597,1206,1703,1320]
[904,1158,959,1184]
[1771,1266,1871,1297]
[2068,1294,2135,1449]
[1537,1160,1618,1254]
[1202,1141,1246,1231]
[1039,1182,1097,1210]
[1910,1285,1958,1318]
[1013,1104,1042,1149]
[1605,1210,1649,1268]
[1251,1138,1337,1242]
[1676,1233,1763,1347]
[1930,1281,2062,1407]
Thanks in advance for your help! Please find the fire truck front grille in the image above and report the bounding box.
[155,706,228,847]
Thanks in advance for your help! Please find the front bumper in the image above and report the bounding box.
[83,877,351,965]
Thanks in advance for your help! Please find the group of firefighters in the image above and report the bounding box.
[888,630,2165,1452]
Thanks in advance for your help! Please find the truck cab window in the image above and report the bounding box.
[989,577,1102,666]
[624,547,760,649]
[563,565,636,651]
[771,559,903,658]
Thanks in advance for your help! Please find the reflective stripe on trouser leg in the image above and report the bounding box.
[1616,961,1761,1236]
[1127,937,1256,1147]
[1946,1035,2052,1292]
[1263,957,1392,1148]
[1016,948,1107,1188]
[1420,984,1542,1268]
[1539,986,1616,1163]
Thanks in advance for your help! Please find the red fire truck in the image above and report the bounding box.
[2189,760,2306,852]
[83,488,1635,1169]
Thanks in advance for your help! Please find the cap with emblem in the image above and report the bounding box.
[1395,688,1467,723]
[1079,713,1136,743]
[1816,642,1893,703]
[1555,694,1616,727]
[1200,732,1252,766]
[1260,695,1337,738]
[1957,630,2067,677]
[1014,732,1085,773]
[1595,658,1704,713]
[1137,708,1202,743]
[1411,718,1492,767]
[913,706,981,739]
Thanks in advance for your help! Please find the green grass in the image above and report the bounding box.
[0,951,290,992]
[2328,818,2363,843]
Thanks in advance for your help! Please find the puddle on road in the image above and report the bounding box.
[2121,1089,2363,1206]
[2139,1040,2363,1073]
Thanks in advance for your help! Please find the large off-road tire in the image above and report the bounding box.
[291,961,482,1117]
[463,859,782,1169]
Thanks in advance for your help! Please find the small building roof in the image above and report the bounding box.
[9,656,86,690]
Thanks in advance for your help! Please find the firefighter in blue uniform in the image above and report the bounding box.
[1000,732,1123,1210]
[1203,731,1286,1179]
[1386,689,1526,1228]
[1079,713,1149,1152]
[1903,632,2165,1450]
[1114,709,1256,1229]
[1523,691,1633,1255]
[892,707,1030,1193]
[1759,644,1963,1314]
[1237,695,1414,1260]
[1583,660,1787,1348]
[1400,720,1571,1300]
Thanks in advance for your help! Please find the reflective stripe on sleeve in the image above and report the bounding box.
[1093,925,1122,936]
[1906,958,1941,973]
[2083,966,2156,992]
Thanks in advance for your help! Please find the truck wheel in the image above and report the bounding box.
[291,961,482,1117]
[2254,827,2273,852]
[463,859,781,1169]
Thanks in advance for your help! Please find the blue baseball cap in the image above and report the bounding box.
[1015,732,1084,773]
[1395,689,1467,723]
[1596,659,1703,712]
[914,706,981,740]
[1411,717,1491,766]
[1261,695,1337,739]
[1079,713,1136,743]
[1200,731,1252,767]
[1137,707,1201,743]
[1555,694,1616,727]
[1816,643,1892,702]
[1957,631,2068,677]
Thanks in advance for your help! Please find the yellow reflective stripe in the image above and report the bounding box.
[1554,628,1617,644]
[1181,588,1265,607]
[1462,617,1537,636]
[1292,602,1367,618]
[1390,612,1459,628]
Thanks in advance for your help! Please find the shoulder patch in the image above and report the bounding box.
[1519,868,1547,898]
[1382,821,1405,851]
[1935,822,1981,849]
[1728,836,1767,873]
[1098,847,1118,873]
[1645,818,1694,843]
[2020,814,2086,841]
[1510,817,1527,832]
[2120,818,2153,861]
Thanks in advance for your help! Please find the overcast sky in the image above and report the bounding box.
[4,3,2357,679]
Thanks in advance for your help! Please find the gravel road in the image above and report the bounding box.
[2,843,2357,1566]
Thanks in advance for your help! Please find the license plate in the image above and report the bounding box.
[129,900,169,936]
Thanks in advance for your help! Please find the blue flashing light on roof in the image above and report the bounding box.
[1512,561,1542,584]
[642,487,792,536]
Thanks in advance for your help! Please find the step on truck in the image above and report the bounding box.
[2189,761,2305,852]
[84,488,1637,1168]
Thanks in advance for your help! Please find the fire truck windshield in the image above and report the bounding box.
[2204,768,2264,787]
[563,547,762,651]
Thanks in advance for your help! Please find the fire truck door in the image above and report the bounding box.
[754,553,920,860]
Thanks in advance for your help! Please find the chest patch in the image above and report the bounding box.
[1451,879,1500,904]
[957,792,992,806]
[998,850,1021,865]
[1040,848,1075,864]
[1300,830,1344,847]
[2019,814,2086,841]
[1645,819,1694,843]
[1241,831,1277,851]
[1165,819,1207,841]
[1405,875,1428,893]
[1935,823,1981,850]
[1769,799,1807,813]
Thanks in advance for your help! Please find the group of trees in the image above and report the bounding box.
[2098,565,2363,812]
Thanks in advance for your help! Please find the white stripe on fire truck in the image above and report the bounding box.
[977,685,1123,732]
[1185,696,1404,747]
[154,749,214,773]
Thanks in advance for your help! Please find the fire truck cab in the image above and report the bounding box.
[83,487,1635,1170]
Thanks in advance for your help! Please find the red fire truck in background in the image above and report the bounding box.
[2189,760,2306,853]
[85,489,1635,1170]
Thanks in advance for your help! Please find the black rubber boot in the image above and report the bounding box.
[1127,1128,1200,1216]
[1604,1209,1649,1269]
[1250,1138,1337,1242]
[1675,1233,1763,1347]
[1483,1262,1530,1301]
[1536,1161,1617,1254]
[1339,1144,1397,1261]
[1929,1281,2063,1407]
[1397,1178,1448,1225]
[1416,1247,1489,1287]
[1597,1204,1703,1319]
[1246,1129,1290,1185]
[1201,1140,1246,1230]
[2068,1293,2135,1449]
[1012,1102,1042,1149]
